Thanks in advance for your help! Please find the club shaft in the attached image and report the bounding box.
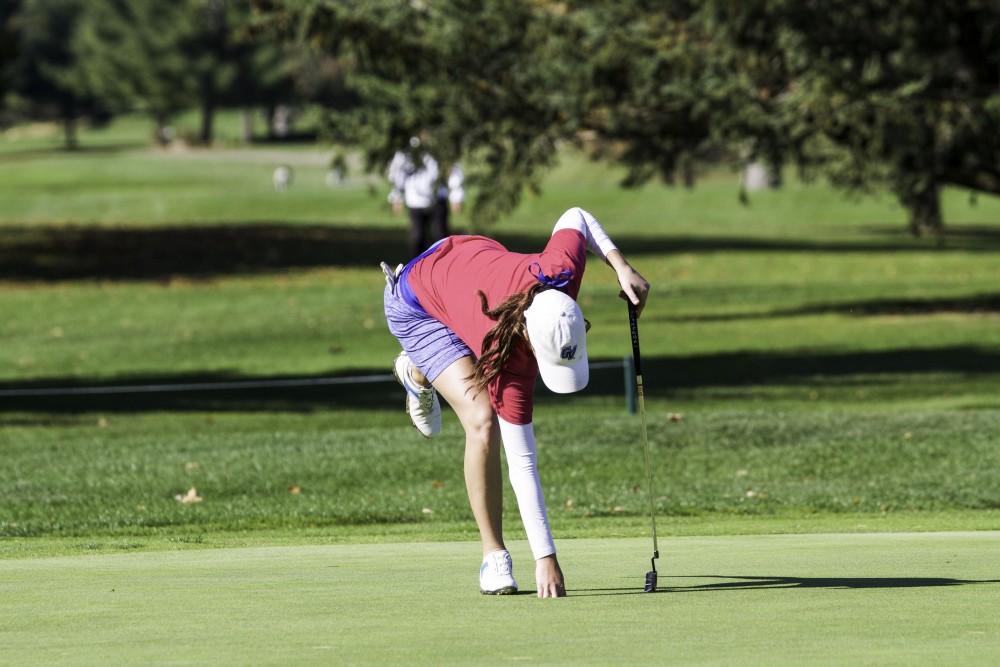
[636,372,659,561]
[628,302,659,567]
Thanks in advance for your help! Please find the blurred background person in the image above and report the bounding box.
[388,137,464,256]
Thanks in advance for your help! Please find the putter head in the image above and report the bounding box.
[643,569,657,593]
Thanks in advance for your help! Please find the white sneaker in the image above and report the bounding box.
[392,352,441,438]
[479,549,518,595]
[380,261,403,288]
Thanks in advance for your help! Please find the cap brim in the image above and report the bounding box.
[538,355,589,394]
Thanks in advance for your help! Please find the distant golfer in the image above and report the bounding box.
[381,206,649,598]
[387,137,464,257]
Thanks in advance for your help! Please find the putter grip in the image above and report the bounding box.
[628,302,642,377]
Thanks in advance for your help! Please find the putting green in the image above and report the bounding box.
[3,532,998,665]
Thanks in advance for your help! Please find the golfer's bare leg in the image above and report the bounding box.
[431,356,505,556]
[408,364,429,386]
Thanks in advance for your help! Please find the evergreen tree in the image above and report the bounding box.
[8,0,111,148]
[73,0,200,144]
[73,0,302,145]
[187,0,240,144]
[1,0,22,123]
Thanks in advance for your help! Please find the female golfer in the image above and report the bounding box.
[381,206,649,598]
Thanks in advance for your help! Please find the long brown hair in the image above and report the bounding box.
[468,283,550,395]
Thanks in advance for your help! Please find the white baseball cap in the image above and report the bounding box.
[524,289,589,394]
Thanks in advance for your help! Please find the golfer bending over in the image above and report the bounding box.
[381,206,649,598]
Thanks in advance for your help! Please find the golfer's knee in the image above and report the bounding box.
[463,405,496,447]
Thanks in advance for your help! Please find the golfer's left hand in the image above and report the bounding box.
[617,265,650,316]
[536,555,567,598]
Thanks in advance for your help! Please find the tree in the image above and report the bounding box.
[694,0,1000,236]
[570,2,776,189]
[184,0,242,144]
[8,0,112,148]
[264,0,785,224]
[1,0,22,124]
[73,0,297,146]
[268,0,586,225]
[192,0,303,145]
[263,0,1000,233]
[72,0,201,144]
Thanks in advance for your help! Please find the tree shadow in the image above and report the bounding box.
[0,222,411,281]
[612,225,1000,256]
[863,223,1000,246]
[0,143,143,161]
[667,293,1000,323]
[2,345,998,415]
[581,345,1000,396]
[0,369,400,416]
[3,222,1000,282]
[569,574,1000,597]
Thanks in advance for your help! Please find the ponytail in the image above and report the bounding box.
[468,283,550,395]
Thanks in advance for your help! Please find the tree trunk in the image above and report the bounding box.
[200,98,215,145]
[767,158,783,189]
[63,115,78,150]
[242,108,255,144]
[901,181,943,238]
[264,104,276,140]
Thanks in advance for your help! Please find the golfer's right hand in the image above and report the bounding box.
[536,555,566,598]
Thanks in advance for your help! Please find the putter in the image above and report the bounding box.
[628,301,660,592]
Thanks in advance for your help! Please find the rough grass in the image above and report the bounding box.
[1,114,999,547]
[3,405,999,541]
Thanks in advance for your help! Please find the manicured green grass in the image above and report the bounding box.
[3,533,999,665]
[1,114,999,552]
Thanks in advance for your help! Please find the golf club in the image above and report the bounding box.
[628,301,660,592]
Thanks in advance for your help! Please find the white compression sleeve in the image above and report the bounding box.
[497,416,556,560]
[552,206,618,261]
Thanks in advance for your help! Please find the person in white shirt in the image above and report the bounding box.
[387,138,464,256]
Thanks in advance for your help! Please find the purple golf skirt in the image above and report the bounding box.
[383,269,473,383]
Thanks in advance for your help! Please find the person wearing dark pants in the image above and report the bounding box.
[388,140,464,257]
[404,200,446,258]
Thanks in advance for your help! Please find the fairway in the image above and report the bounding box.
[3,532,998,665]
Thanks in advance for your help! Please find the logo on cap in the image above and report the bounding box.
[560,344,577,361]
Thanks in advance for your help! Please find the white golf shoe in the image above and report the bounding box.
[392,352,441,438]
[479,549,518,595]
